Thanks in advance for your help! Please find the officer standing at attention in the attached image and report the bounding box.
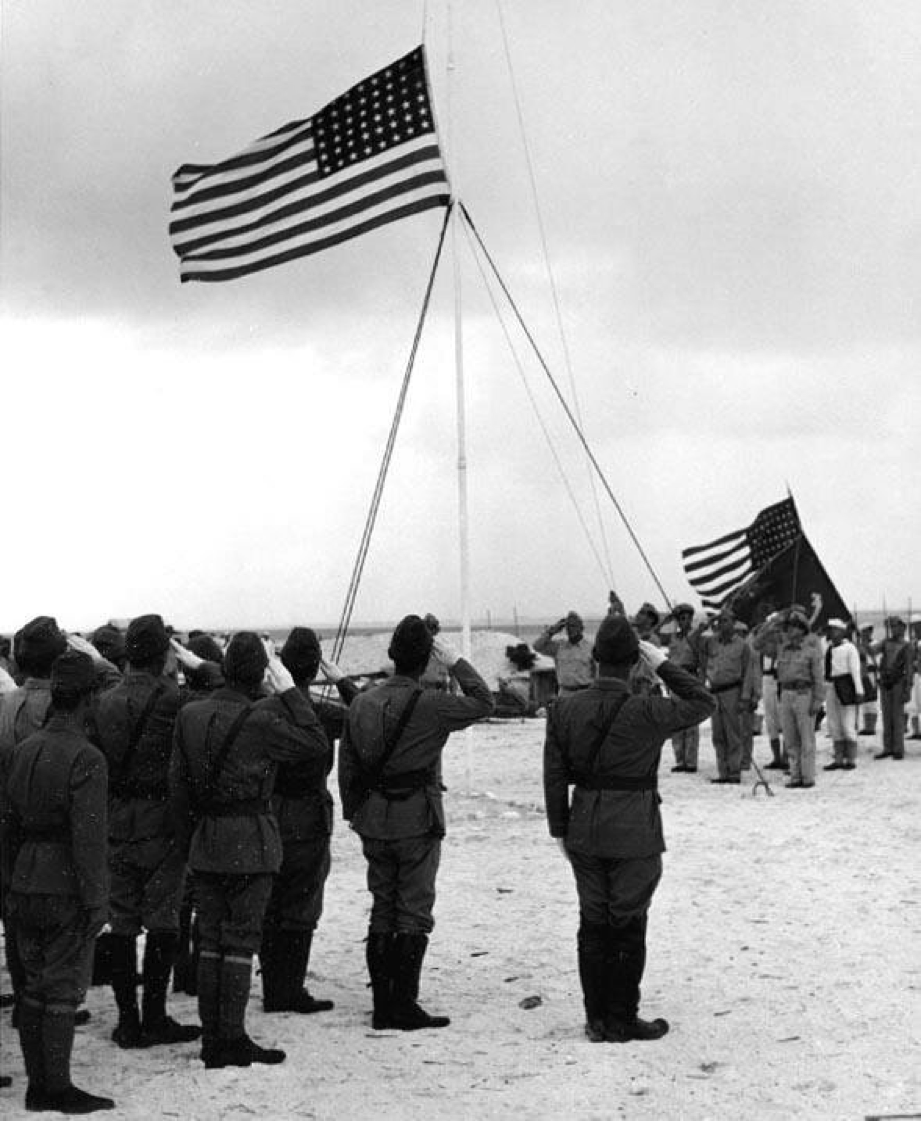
[1,651,114,1114]
[771,609,825,788]
[873,617,913,760]
[700,608,754,784]
[170,633,329,1070]
[259,627,356,1015]
[94,614,203,1049]
[543,614,715,1043]
[338,615,494,1031]
[534,611,595,697]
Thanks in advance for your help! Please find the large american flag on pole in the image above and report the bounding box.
[169,46,450,283]
[681,498,802,611]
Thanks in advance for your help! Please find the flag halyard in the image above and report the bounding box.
[170,46,450,282]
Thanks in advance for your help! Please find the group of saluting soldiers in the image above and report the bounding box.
[0,612,492,1113]
[535,595,920,789]
[1,598,918,1110]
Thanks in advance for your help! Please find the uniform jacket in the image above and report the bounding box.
[700,633,754,701]
[170,684,328,875]
[533,633,596,691]
[95,671,182,845]
[776,635,825,708]
[338,658,493,840]
[544,663,715,857]
[1,713,108,907]
[272,678,359,842]
[876,639,913,692]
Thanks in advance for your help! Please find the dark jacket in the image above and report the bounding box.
[170,685,329,875]
[338,658,493,840]
[1,713,108,907]
[543,663,714,857]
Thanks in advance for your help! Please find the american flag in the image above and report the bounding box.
[681,498,802,611]
[169,46,450,283]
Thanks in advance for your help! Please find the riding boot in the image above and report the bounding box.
[603,916,668,1042]
[42,1007,115,1113]
[764,738,785,769]
[259,928,284,1011]
[197,950,222,1067]
[219,953,285,1067]
[109,935,144,1049]
[172,905,195,994]
[389,933,450,1030]
[280,931,334,1014]
[367,932,396,1029]
[141,932,201,1044]
[17,996,45,1106]
[576,922,610,1041]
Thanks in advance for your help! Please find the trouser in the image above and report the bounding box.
[880,685,907,757]
[825,687,858,745]
[566,850,662,1023]
[710,688,742,779]
[6,894,94,1011]
[761,676,781,740]
[263,835,331,934]
[194,872,274,957]
[780,690,816,783]
[671,725,699,768]
[109,837,187,937]
[360,835,441,934]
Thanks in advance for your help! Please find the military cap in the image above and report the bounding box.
[388,615,434,670]
[280,627,321,682]
[886,615,905,629]
[566,611,584,626]
[93,624,126,663]
[633,602,661,627]
[734,621,750,635]
[187,633,224,666]
[50,650,95,694]
[826,618,848,631]
[592,614,639,665]
[125,614,170,663]
[16,616,68,675]
[784,609,810,633]
[673,603,695,617]
[223,631,269,685]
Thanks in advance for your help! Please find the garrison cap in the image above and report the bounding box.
[784,609,810,633]
[223,631,269,685]
[92,624,126,664]
[886,615,905,629]
[50,650,95,694]
[281,627,322,682]
[388,615,434,670]
[186,633,224,667]
[16,616,68,675]
[592,614,639,665]
[633,602,660,626]
[125,614,170,663]
[673,603,695,617]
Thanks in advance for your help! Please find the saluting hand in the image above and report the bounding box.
[320,658,345,684]
[265,655,295,695]
[170,638,204,671]
[638,640,668,671]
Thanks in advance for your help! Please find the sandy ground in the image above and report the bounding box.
[2,719,920,1121]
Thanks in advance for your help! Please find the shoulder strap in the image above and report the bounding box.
[207,703,253,794]
[584,692,632,776]
[367,687,423,782]
[117,681,167,783]
[12,694,32,743]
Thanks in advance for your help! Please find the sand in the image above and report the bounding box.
[2,717,919,1120]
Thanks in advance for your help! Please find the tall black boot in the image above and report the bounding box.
[577,922,611,1042]
[42,1007,115,1113]
[603,917,668,1042]
[109,935,144,1049]
[277,931,334,1014]
[172,905,195,995]
[259,928,284,1011]
[765,738,785,769]
[18,997,45,1108]
[140,933,201,1045]
[366,932,396,1030]
[218,953,285,1067]
[197,950,222,1068]
[5,919,25,1028]
[389,933,449,1031]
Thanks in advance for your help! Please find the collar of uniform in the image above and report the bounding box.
[591,677,630,693]
[386,674,421,688]
[212,685,255,704]
[125,670,162,684]
[24,678,51,691]
[44,712,85,732]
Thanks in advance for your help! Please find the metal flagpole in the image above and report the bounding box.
[446,1,474,792]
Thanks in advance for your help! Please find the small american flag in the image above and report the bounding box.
[681,498,802,611]
[169,46,450,283]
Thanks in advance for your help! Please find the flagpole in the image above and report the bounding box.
[446,1,474,792]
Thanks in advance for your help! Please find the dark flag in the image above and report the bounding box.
[170,46,450,283]
[681,497,851,627]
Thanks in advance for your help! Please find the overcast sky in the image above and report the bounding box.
[2,0,919,634]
